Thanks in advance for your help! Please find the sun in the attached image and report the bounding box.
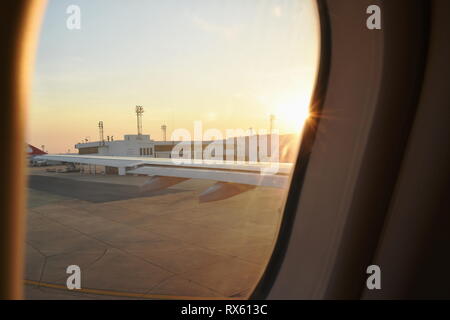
[273,92,311,134]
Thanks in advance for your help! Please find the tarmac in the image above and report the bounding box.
[25,166,286,299]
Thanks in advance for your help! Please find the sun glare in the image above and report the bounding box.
[273,92,311,134]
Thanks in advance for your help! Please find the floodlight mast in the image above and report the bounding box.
[161,124,167,142]
[136,106,144,138]
[269,114,276,134]
[98,121,104,146]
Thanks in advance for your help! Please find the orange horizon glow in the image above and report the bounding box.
[28,0,320,153]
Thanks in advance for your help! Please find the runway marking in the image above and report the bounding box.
[25,280,238,300]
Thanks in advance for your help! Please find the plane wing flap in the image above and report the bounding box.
[199,182,256,203]
[141,176,189,193]
[128,166,289,188]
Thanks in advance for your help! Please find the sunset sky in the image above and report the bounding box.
[28,0,320,153]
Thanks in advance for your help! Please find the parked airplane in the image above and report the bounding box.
[26,144,46,157]
[27,144,47,166]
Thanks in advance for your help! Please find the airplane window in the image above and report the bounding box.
[26,0,320,299]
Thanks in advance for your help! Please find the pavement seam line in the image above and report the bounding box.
[24,279,236,300]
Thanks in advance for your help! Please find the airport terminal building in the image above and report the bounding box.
[75,133,299,163]
[75,134,175,159]
[73,108,298,162]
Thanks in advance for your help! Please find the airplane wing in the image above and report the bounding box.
[35,154,292,202]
